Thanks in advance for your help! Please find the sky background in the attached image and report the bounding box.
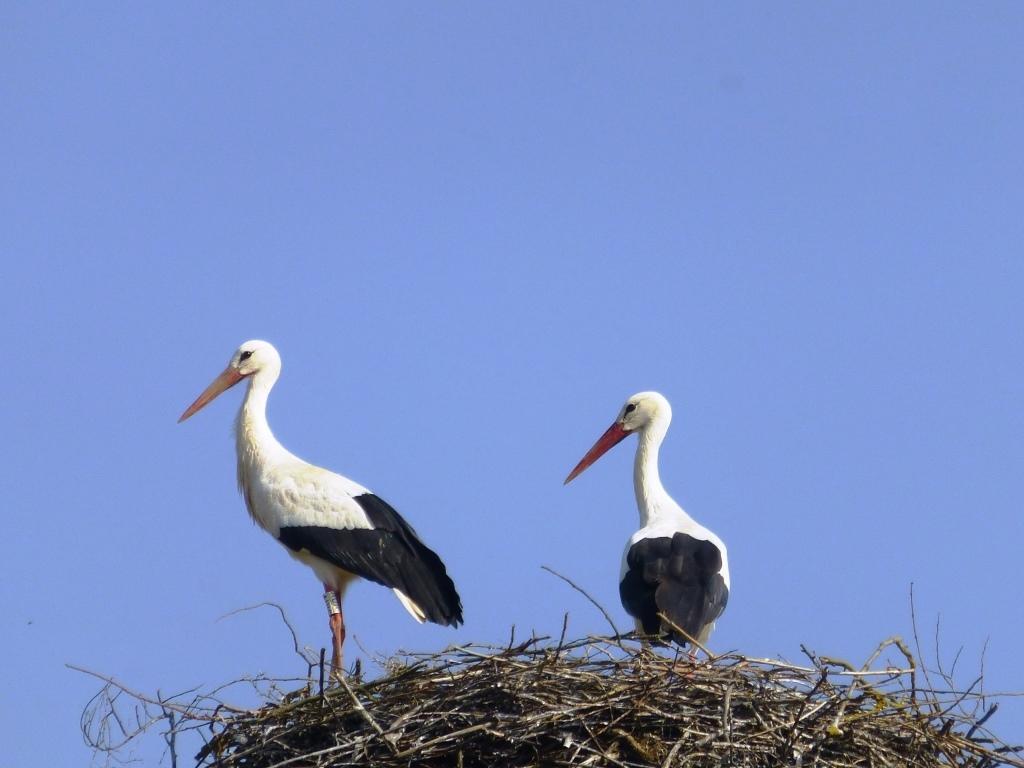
[2,3,1023,765]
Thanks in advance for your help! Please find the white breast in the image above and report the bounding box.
[241,458,374,537]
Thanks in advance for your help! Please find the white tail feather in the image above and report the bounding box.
[392,588,426,623]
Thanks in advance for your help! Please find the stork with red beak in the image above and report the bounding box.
[179,340,463,675]
[565,392,729,649]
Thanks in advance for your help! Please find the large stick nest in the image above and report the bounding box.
[178,633,1020,768]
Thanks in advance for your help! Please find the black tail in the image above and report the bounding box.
[350,493,463,626]
[391,535,464,626]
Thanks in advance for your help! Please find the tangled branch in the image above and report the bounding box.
[76,633,1024,768]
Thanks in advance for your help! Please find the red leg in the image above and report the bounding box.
[323,586,345,676]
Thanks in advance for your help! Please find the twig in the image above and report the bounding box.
[911,582,939,713]
[73,632,1024,768]
[158,690,179,768]
[318,648,326,698]
[392,722,495,759]
[541,565,622,637]
[336,672,396,754]
[67,664,246,718]
[218,601,317,666]
[656,611,715,660]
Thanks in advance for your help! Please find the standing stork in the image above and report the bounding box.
[564,392,729,650]
[178,340,463,675]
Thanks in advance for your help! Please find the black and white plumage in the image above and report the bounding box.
[179,340,462,675]
[565,391,729,649]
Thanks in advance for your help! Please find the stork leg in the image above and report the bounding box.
[323,586,345,677]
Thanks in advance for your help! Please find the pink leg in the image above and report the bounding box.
[323,585,345,676]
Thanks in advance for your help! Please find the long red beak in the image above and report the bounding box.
[564,422,631,484]
[178,368,245,423]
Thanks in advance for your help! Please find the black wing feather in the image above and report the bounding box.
[619,532,728,646]
[277,493,463,627]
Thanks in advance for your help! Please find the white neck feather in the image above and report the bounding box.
[632,413,691,529]
[235,367,291,469]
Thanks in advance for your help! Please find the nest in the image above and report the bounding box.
[177,633,1020,768]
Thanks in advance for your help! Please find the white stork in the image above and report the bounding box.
[178,340,463,674]
[564,392,729,650]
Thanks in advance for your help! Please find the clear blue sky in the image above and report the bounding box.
[3,4,1022,764]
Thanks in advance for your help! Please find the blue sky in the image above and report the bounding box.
[3,3,1023,764]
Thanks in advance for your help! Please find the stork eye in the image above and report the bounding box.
[239,350,254,362]
[624,403,637,415]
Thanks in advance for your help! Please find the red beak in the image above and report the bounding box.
[564,422,631,484]
[178,368,245,423]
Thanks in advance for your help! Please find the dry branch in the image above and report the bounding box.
[78,633,1024,768]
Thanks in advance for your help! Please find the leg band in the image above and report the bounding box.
[323,590,341,616]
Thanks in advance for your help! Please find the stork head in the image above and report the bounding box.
[230,339,280,377]
[564,391,671,484]
[178,340,280,423]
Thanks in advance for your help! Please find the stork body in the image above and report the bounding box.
[179,341,462,674]
[565,392,729,649]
